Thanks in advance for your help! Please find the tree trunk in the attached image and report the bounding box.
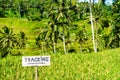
[95,21,98,52]
[80,43,82,53]
[89,0,97,53]
[53,38,56,53]
[53,25,56,53]
[42,42,44,53]
[62,32,67,54]
[18,2,21,18]
[62,18,67,54]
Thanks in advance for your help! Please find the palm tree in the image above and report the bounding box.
[110,0,120,48]
[75,25,88,53]
[35,30,48,53]
[48,3,58,53]
[98,0,106,6]
[89,0,97,53]
[17,31,27,54]
[0,26,17,57]
[92,1,103,51]
[57,0,72,54]
[17,31,27,49]
[48,0,72,54]
[92,0,112,50]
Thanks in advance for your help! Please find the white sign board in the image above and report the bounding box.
[22,56,50,66]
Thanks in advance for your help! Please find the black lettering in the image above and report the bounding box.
[41,57,46,61]
[46,57,49,61]
[31,58,35,62]
[24,58,28,62]
[35,58,39,62]
[40,57,49,61]
[37,58,41,61]
[28,58,31,62]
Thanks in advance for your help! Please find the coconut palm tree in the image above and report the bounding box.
[98,0,106,6]
[56,0,73,54]
[110,0,120,48]
[92,0,112,50]
[75,25,88,53]
[0,26,17,57]
[89,0,97,53]
[48,0,73,54]
[48,3,59,53]
[17,31,27,49]
[35,29,48,53]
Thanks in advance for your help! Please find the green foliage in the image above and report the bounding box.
[0,26,17,57]
[35,30,48,48]
[0,48,120,79]
[0,26,27,58]
[0,0,50,20]
[27,8,41,21]
[110,0,120,48]
[0,0,120,53]
[0,7,5,17]
[17,31,27,49]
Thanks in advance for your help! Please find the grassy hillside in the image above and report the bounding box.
[0,18,93,54]
[0,18,47,35]
[0,18,92,54]
[0,48,120,80]
[0,18,48,54]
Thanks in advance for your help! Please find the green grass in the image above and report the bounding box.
[0,18,94,52]
[0,18,47,36]
[0,48,120,80]
[0,18,48,50]
[0,18,120,79]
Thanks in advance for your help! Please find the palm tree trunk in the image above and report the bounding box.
[89,0,97,53]
[53,38,56,53]
[52,26,56,53]
[62,25,67,54]
[62,32,66,54]
[95,21,98,52]
[80,43,82,53]
[42,42,44,53]
[62,18,67,54]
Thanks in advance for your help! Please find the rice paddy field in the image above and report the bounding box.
[0,18,120,80]
[0,48,120,80]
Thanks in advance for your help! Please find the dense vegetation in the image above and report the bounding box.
[0,48,120,79]
[0,0,120,57]
[0,0,120,79]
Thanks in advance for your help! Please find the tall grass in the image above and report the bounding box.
[0,48,120,80]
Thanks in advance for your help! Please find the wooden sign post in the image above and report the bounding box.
[22,56,50,80]
[35,66,38,80]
